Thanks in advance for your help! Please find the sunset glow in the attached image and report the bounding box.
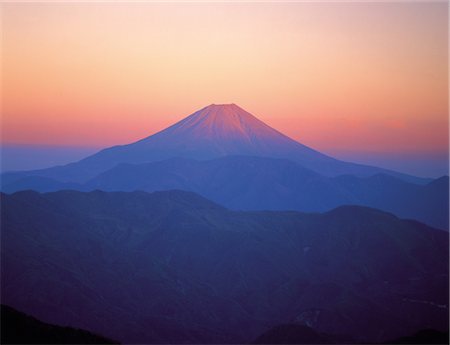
[2,2,448,160]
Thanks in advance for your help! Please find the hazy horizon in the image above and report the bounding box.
[1,141,448,179]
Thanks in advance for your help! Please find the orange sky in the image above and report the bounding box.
[1,2,448,156]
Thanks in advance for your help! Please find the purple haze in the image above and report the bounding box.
[2,144,447,178]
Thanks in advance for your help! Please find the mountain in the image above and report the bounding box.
[252,324,335,344]
[1,305,118,344]
[387,329,450,344]
[252,324,449,344]
[3,156,447,229]
[83,156,448,229]
[1,104,429,184]
[2,190,448,344]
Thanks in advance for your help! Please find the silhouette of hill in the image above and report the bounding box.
[252,324,334,344]
[252,324,449,344]
[386,329,449,345]
[1,190,448,344]
[1,304,117,344]
[387,329,449,344]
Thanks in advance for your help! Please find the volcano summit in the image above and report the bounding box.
[3,104,427,184]
[88,103,330,167]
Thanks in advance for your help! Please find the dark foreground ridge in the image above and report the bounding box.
[252,323,449,344]
[1,304,118,344]
[252,324,337,344]
[386,329,450,344]
[3,305,447,345]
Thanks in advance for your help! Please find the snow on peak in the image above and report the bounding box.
[89,103,329,173]
[165,103,284,142]
[131,103,312,160]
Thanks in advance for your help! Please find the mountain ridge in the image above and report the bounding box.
[2,189,448,344]
[3,156,446,229]
[1,304,118,344]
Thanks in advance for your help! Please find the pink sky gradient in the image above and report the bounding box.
[2,2,448,163]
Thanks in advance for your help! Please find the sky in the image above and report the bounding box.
[1,2,448,177]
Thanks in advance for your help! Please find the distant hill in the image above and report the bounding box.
[3,156,447,229]
[1,190,448,344]
[1,304,117,344]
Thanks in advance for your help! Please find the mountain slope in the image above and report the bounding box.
[4,156,446,229]
[2,190,448,344]
[252,324,449,344]
[1,305,118,344]
[84,156,447,229]
[0,104,429,184]
[252,324,335,344]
